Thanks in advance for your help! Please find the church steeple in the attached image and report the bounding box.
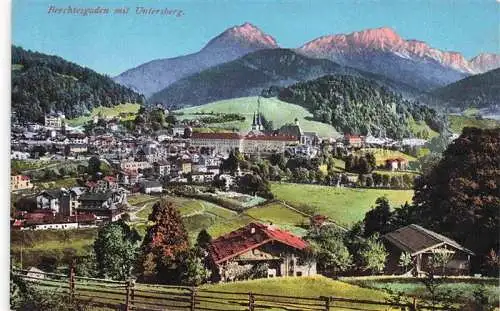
[251,112,257,131]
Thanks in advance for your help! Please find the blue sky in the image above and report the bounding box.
[12,0,499,76]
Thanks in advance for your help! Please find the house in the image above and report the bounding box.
[44,112,65,129]
[344,134,364,148]
[382,224,474,276]
[11,175,33,191]
[77,191,123,222]
[36,190,66,213]
[20,213,97,230]
[141,180,163,194]
[385,158,408,171]
[26,267,46,279]
[208,222,316,282]
[11,151,30,160]
[154,161,171,177]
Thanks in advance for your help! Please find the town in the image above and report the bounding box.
[9,3,499,310]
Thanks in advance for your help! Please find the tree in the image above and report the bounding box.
[87,156,101,175]
[136,199,190,283]
[306,225,352,274]
[398,252,412,273]
[221,151,239,175]
[238,173,273,198]
[179,251,211,286]
[360,234,388,274]
[363,197,392,236]
[413,128,500,270]
[196,229,212,250]
[93,220,141,280]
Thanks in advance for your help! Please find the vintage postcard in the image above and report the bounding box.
[9,0,499,310]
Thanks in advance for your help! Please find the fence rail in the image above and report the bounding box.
[12,268,458,311]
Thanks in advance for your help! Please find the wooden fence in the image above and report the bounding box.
[12,268,458,311]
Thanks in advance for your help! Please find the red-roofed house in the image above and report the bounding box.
[344,134,364,148]
[208,222,316,282]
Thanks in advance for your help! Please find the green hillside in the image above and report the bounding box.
[270,183,414,226]
[66,103,140,126]
[177,96,340,138]
[449,115,500,133]
[11,46,143,123]
[203,276,388,308]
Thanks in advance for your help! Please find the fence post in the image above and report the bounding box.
[124,279,131,311]
[190,287,196,311]
[320,296,330,311]
[409,297,417,311]
[248,292,255,311]
[69,264,75,303]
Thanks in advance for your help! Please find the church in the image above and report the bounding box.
[190,99,299,155]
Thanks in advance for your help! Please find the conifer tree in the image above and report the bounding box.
[136,198,190,283]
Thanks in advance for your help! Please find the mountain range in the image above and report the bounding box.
[114,23,278,97]
[148,48,422,108]
[114,23,500,97]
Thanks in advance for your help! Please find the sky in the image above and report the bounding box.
[12,0,499,76]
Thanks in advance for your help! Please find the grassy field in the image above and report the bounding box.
[66,103,140,126]
[270,183,414,226]
[11,228,97,268]
[354,148,417,166]
[33,177,79,190]
[408,117,439,139]
[449,115,500,133]
[203,275,389,310]
[342,276,499,306]
[177,97,340,138]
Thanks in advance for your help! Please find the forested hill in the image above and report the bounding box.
[430,68,500,111]
[11,46,144,123]
[276,75,445,139]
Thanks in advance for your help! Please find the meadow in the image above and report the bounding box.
[341,276,499,306]
[449,115,500,134]
[270,183,414,226]
[177,96,340,138]
[354,148,417,166]
[65,103,140,126]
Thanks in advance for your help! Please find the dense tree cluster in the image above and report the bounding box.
[277,75,445,139]
[359,128,499,274]
[413,127,500,270]
[11,46,144,123]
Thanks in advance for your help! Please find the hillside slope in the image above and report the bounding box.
[430,68,500,111]
[11,46,144,123]
[276,75,445,139]
[149,48,422,107]
[177,96,340,138]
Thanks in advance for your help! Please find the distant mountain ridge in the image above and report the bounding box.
[430,68,500,111]
[113,23,278,96]
[297,27,496,90]
[148,48,422,108]
[11,46,144,123]
[114,23,499,96]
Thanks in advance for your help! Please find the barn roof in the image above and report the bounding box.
[383,224,474,256]
[208,222,309,264]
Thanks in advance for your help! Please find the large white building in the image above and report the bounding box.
[190,132,298,155]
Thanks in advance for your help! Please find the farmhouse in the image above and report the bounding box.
[383,224,474,276]
[385,158,408,171]
[208,222,316,282]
